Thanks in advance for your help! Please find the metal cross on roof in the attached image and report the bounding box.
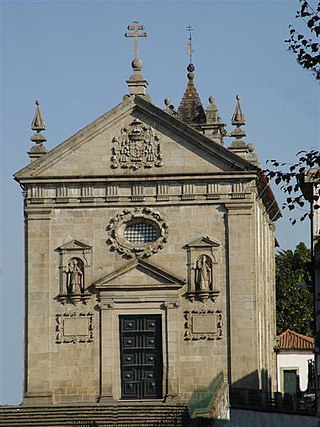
[125,21,147,61]
[186,24,194,63]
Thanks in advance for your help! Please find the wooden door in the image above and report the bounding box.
[120,315,163,399]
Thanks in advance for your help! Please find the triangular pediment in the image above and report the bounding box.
[93,259,185,291]
[55,239,92,252]
[14,95,256,182]
[184,236,220,249]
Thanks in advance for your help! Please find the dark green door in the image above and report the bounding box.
[120,315,163,399]
[283,370,298,394]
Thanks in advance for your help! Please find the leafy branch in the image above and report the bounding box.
[285,0,320,79]
[265,150,320,224]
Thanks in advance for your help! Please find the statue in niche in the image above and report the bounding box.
[66,258,84,294]
[195,255,212,292]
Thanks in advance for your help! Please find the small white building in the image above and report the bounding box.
[276,329,314,394]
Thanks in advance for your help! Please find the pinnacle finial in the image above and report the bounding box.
[230,94,246,141]
[28,100,47,161]
[31,99,46,132]
[231,94,245,126]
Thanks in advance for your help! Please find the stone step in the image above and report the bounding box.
[0,404,190,427]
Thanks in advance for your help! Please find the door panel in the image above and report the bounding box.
[283,369,298,394]
[120,315,163,399]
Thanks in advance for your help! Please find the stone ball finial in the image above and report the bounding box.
[236,94,240,101]
[35,99,40,106]
[132,58,143,72]
[164,98,171,106]
[208,96,215,104]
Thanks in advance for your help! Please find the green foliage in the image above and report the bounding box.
[276,242,313,335]
[285,0,320,79]
[265,150,320,224]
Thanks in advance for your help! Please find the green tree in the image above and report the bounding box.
[286,0,320,79]
[266,150,319,224]
[276,242,313,335]
[265,2,320,220]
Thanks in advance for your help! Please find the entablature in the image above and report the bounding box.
[21,175,256,209]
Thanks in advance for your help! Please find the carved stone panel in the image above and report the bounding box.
[55,312,94,344]
[111,119,163,170]
[184,309,223,341]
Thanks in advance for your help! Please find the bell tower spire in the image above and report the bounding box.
[177,26,206,125]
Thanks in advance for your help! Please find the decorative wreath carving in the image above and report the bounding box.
[111,119,163,170]
[106,207,169,259]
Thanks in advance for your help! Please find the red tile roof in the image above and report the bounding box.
[278,329,314,350]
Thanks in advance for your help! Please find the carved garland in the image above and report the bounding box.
[111,119,163,170]
[107,207,169,259]
[55,312,94,344]
[184,309,223,341]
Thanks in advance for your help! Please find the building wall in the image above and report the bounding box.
[277,351,313,392]
[19,108,278,405]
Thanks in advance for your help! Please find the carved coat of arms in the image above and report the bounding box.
[111,119,163,170]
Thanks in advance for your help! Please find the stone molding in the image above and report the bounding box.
[93,258,185,295]
[97,296,180,311]
[21,179,255,209]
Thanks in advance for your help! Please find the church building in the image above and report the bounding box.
[13,21,280,420]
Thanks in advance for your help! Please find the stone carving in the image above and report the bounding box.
[66,258,84,294]
[195,254,212,292]
[55,240,92,305]
[107,207,169,259]
[111,118,163,170]
[183,237,220,303]
[55,312,94,344]
[184,309,223,341]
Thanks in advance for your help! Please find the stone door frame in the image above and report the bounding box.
[97,296,180,402]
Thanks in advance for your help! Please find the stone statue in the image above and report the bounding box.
[195,255,212,292]
[66,258,83,294]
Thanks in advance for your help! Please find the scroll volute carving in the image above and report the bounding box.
[183,236,220,302]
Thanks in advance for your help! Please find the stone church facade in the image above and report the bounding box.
[14,23,280,408]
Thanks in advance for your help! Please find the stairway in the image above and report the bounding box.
[0,403,194,427]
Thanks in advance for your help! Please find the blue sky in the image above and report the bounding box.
[1,0,319,404]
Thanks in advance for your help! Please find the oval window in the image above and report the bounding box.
[124,222,159,244]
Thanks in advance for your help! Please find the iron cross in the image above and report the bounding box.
[186,25,194,63]
[125,21,147,60]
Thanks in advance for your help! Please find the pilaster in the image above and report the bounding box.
[23,207,53,404]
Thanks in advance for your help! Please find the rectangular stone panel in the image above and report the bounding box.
[63,317,89,336]
[192,314,216,334]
